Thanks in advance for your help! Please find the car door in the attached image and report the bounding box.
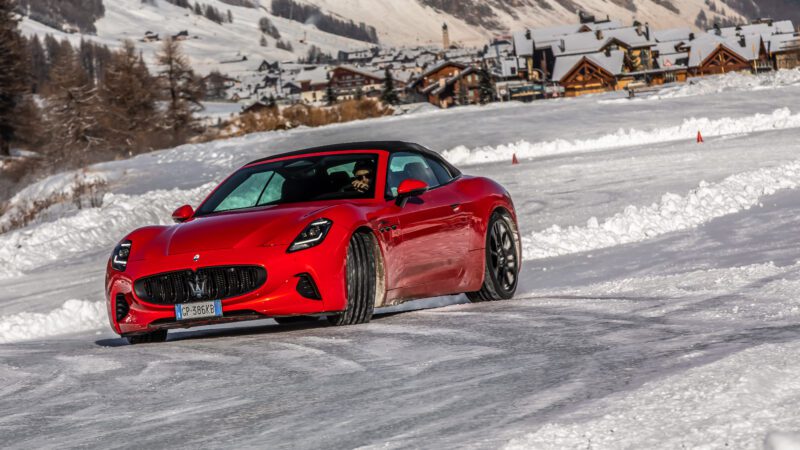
[380,152,470,293]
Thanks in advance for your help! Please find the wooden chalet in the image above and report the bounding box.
[767,34,800,69]
[688,35,768,76]
[412,61,481,107]
[328,66,384,100]
[551,51,624,96]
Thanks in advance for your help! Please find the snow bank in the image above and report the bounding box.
[653,69,800,100]
[442,108,800,165]
[0,299,105,344]
[504,341,800,449]
[0,169,111,232]
[524,161,800,259]
[0,183,213,279]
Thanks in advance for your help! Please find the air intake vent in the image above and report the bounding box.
[295,273,321,300]
[134,266,267,305]
[115,293,130,322]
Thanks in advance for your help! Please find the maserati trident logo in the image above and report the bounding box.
[193,254,200,262]
[188,272,207,299]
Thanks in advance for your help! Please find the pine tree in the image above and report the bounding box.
[28,34,47,93]
[478,61,495,105]
[101,40,158,155]
[0,0,29,156]
[260,35,267,47]
[325,72,336,105]
[380,67,399,105]
[46,48,103,166]
[156,37,202,141]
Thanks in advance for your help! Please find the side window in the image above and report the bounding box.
[426,157,454,185]
[386,152,440,197]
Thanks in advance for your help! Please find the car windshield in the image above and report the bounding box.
[196,153,379,215]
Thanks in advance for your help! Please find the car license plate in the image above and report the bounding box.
[175,300,222,321]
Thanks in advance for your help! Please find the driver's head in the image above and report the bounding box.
[353,160,373,185]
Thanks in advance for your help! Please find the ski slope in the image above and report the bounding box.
[20,0,370,76]
[3,71,800,448]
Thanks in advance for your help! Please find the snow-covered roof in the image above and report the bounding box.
[713,20,795,38]
[552,50,625,81]
[513,30,534,57]
[654,28,693,43]
[553,27,655,57]
[655,41,684,56]
[766,33,800,53]
[420,60,466,78]
[687,34,762,67]
[291,65,330,85]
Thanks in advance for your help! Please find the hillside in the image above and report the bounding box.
[19,0,372,76]
[17,0,789,70]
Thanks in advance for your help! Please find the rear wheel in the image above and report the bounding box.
[126,329,167,345]
[467,211,520,302]
[327,232,376,326]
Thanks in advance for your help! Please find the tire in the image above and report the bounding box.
[274,316,317,325]
[126,329,168,345]
[327,232,376,326]
[467,211,520,302]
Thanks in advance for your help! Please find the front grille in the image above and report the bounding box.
[134,266,267,305]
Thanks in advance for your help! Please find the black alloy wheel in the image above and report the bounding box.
[467,212,520,302]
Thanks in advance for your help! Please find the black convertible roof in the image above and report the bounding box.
[246,141,461,175]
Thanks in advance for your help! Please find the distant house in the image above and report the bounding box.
[328,66,384,100]
[242,101,273,115]
[412,61,481,107]
[143,31,159,42]
[551,51,624,96]
[687,34,767,76]
[768,33,800,69]
[173,30,189,41]
[258,60,279,72]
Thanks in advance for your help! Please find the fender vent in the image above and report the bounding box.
[295,273,321,300]
[115,293,130,322]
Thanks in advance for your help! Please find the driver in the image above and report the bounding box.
[349,160,374,193]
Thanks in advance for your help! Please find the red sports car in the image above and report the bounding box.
[106,142,521,344]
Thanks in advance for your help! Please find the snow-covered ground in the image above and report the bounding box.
[4,71,800,448]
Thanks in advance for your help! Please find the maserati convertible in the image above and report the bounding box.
[106,141,521,344]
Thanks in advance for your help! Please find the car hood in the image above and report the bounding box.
[138,204,333,258]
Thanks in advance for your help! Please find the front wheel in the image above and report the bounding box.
[327,232,377,326]
[467,211,520,302]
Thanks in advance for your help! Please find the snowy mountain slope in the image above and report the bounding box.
[304,0,749,46]
[20,0,371,76]
[4,71,800,446]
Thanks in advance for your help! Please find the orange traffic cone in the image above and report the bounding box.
[697,131,704,143]
[512,153,519,165]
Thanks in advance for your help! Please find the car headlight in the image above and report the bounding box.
[111,240,132,271]
[288,218,332,253]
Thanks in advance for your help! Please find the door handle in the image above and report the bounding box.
[450,203,461,211]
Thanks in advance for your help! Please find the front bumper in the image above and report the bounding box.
[106,243,347,336]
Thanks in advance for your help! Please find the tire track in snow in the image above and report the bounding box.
[442,108,800,166]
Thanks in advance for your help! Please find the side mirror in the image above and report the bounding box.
[395,179,428,206]
[172,205,194,223]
